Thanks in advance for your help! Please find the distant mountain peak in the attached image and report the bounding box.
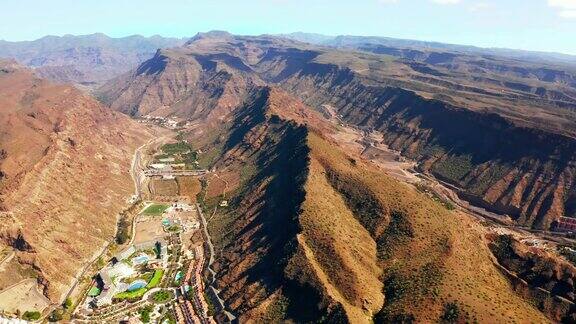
[186,30,232,45]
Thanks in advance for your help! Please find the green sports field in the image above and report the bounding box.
[142,203,169,215]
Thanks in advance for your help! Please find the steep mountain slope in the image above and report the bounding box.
[191,87,549,323]
[0,33,184,86]
[100,32,576,230]
[0,60,153,302]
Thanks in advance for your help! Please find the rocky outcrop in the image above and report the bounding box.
[279,64,576,229]
[97,49,263,119]
[489,234,576,322]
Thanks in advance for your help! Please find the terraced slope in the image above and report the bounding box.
[0,60,153,301]
[191,87,549,323]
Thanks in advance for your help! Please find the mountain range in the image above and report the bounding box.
[98,31,576,230]
[0,33,184,87]
[2,31,576,322]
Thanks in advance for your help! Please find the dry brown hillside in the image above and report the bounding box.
[99,32,576,230]
[193,87,549,323]
[0,60,153,302]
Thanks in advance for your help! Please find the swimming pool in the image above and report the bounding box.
[127,279,147,291]
[175,271,183,281]
[132,254,149,265]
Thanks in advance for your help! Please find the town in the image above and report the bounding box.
[69,125,232,323]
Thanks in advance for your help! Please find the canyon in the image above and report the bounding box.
[1,30,576,323]
[100,31,576,230]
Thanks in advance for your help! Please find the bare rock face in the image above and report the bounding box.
[0,63,153,301]
[100,33,576,229]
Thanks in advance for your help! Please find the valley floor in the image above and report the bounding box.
[66,127,227,323]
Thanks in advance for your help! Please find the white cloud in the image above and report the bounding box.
[430,0,461,4]
[548,0,576,18]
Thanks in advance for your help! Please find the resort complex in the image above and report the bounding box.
[73,199,223,323]
[67,136,231,323]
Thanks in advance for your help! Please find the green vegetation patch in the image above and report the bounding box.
[376,262,444,321]
[139,305,154,323]
[116,216,130,244]
[22,311,41,321]
[152,290,173,303]
[114,287,147,300]
[157,140,200,168]
[432,154,474,182]
[160,312,177,324]
[167,224,181,232]
[143,203,169,215]
[147,269,164,288]
[114,269,164,300]
[161,141,193,155]
[323,167,387,231]
[377,210,415,260]
[263,295,290,322]
[440,301,463,323]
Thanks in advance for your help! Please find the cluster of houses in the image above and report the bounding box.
[139,115,181,129]
[163,203,200,232]
[88,239,169,308]
[139,115,198,130]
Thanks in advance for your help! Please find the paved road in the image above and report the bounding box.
[144,169,208,177]
[67,136,165,316]
[196,204,236,322]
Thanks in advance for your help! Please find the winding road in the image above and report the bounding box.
[67,135,169,315]
[196,203,236,322]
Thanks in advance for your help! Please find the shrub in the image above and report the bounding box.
[48,310,64,322]
[115,217,130,244]
[139,305,153,323]
[22,311,41,321]
[64,297,73,310]
[440,302,461,323]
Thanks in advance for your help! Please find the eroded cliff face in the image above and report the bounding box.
[191,88,550,323]
[489,234,576,322]
[100,34,576,229]
[279,65,576,229]
[98,49,264,119]
[0,62,153,300]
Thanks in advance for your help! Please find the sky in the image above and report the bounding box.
[1,0,575,55]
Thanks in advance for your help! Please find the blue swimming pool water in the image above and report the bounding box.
[132,254,149,265]
[127,280,147,291]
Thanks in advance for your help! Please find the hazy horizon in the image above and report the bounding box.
[3,30,576,59]
[2,0,576,55]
